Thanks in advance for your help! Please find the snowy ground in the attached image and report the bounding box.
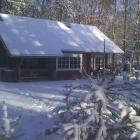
[0,77,139,140]
[0,79,89,140]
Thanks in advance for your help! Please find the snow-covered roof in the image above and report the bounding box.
[0,13,123,56]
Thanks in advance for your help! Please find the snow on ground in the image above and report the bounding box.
[0,77,139,140]
[0,79,89,140]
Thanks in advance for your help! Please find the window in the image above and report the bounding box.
[57,56,80,70]
[95,55,104,69]
[108,54,112,65]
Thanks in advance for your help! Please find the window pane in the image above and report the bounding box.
[70,57,80,69]
[58,57,70,69]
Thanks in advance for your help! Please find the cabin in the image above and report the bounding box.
[0,14,123,82]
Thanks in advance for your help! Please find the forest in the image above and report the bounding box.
[0,1,140,140]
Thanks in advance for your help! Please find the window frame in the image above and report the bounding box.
[95,55,104,69]
[56,55,81,71]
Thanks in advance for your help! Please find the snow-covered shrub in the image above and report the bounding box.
[123,71,131,81]
[0,101,12,139]
[0,101,20,140]
[131,67,136,76]
[135,71,139,81]
[48,74,140,140]
[133,106,140,116]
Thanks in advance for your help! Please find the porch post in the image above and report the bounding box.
[17,58,23,82]
[112,54,115,72]
[105,54,108,68]
[91,54,95,75]
[93,56,96,71]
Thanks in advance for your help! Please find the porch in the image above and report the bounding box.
[0,57,56,82]
[82,53,116,76]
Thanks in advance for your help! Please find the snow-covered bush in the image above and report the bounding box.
[135,71,139,81]
[0,101,20,140]
[45,74,140,140]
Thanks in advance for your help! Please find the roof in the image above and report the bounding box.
[0,13,124,56]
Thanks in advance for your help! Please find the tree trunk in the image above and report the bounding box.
[0,0,2,12]
[123,0,128,53]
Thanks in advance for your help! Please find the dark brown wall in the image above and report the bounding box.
[46,58,56,80]
[55,71,81,80]
[0,52,118,82]
[0,43,7,67]
[19,57,56,81]
[7,58,17,68]
[82,53,91,75]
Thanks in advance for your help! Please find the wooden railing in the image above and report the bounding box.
[20,68,49,79]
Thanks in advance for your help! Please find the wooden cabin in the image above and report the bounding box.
[0,14,123,82]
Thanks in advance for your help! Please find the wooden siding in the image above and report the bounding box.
[82,53,91,75]
[0,51,118,82]
[55,71,81,80]
[46,58,56,80]
[0,41,7,67]
[19,58,56,81]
